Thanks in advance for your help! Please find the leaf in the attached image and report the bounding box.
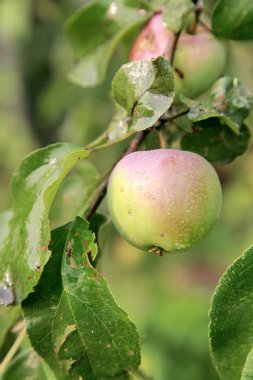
[66,0,150,87]
[212,0,253,40]
[110,57,175,132]
[181,118,250,163]
[162,0,194,33]
[22,217,141,380]
[78,57,175,150]
[66,1,117,58]
[209,245,253,380]
[0,143,91,305]
[242,348,253,380]
[180,77,253,135]
[87,57,175,149]
[67,43,112,88]
[2,350,57,380]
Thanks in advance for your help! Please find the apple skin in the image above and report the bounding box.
[129,13,173,61]
[107,149,222,253]
[129,13,227,99]
[172,29,227,99]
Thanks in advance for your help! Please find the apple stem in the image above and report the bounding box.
[158,130,168,149]
[148,247,164,256]
[169,31,181,65]
[188,0,203,34]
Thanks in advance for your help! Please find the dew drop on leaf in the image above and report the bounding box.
[0,285,14,305]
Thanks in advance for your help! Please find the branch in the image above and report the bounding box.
[85,30,182,221]
[170,31,181,65]
[188,0,203,34]
[86,129,149,221]
[158,130,168,149]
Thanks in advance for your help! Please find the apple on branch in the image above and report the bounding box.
[130,12,227,99]
[107,149,222,255]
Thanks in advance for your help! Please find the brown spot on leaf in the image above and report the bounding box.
[92,273,101,281]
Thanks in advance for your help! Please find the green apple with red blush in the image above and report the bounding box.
[129,12,227,99]
[107,149,222,255]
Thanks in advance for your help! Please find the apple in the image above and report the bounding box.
[129,12,173,62]
[130,13,227,99]
[107,149,222,254]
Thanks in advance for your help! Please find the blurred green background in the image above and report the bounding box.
[0,0,253,379]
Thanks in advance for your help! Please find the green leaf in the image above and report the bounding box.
[110,57,175,132]
[209,245,253,380]
[162,0,194,33]
[66,0,150,87]
[67,43,112,88]
[66,1,118,58]
[22,217,140,380]
[181,118,250,163]
[212,0,253,40]
[242,348,253,380]
[2,350,57,380]
[0,143,91,305]
[86,57,175,149]
[180,77,253,135]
